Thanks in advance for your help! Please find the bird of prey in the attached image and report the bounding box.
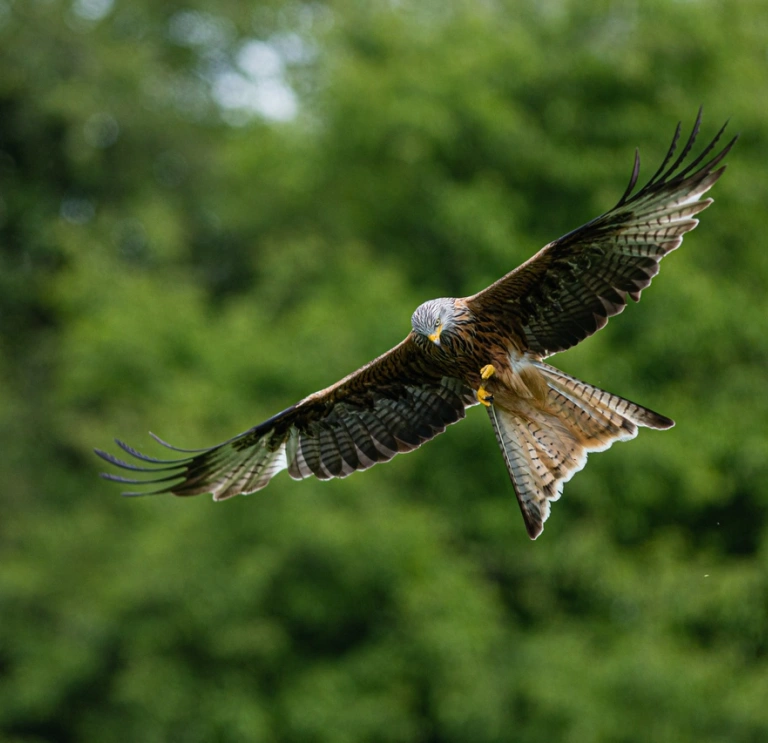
[96,111,735,539]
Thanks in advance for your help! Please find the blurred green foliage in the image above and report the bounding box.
[2,0,768,741]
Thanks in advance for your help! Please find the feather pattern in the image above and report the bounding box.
[96,339,475,500]
[487,361,673,538]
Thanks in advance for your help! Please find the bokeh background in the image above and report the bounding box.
[3,1,768,741]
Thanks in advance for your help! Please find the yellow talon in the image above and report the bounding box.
[480,364,496,380]
[477,364,496,407]
[477,386,494,407]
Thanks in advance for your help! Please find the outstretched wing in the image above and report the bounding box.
[95,337,477,500]
[467,110,737,358]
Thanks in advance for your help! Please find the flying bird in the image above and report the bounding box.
[96,111,735,539]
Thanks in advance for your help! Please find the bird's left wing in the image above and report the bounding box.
[466,111,737,358]
[95,336,476,500]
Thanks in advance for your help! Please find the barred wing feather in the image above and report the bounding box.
[468,109,737,357]
[95,339,476,500]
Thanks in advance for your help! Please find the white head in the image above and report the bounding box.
[411,298,457,347]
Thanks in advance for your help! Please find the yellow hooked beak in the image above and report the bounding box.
[428,323,442,346]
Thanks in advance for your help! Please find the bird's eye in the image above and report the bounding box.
[435,319,442,329]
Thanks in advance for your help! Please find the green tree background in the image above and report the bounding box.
[2,1,767,741]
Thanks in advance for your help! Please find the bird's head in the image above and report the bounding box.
[411,298,457,348]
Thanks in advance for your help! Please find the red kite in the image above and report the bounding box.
[97,112,735,538]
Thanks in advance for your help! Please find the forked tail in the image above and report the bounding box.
[487,361,673,539]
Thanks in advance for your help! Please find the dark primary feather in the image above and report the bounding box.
[95,338,477,499]
[467,109,737,357]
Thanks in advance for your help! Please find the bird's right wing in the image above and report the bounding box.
[95,336,476,501]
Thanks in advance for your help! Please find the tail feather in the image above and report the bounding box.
[536,362,675,431]
[488,362,673,539]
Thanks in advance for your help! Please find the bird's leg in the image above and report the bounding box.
[477,364,496,407]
